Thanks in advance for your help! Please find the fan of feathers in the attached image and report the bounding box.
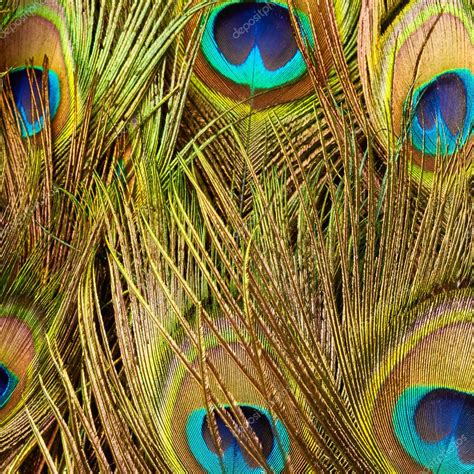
[0,0,472,471]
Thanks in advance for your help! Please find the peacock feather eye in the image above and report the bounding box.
[9,66,61,137]
[184,0,360,110]
[0,3,77,143]
[158,323,308,472]
[0,363,19,409]
[358,0,474,181]
[186,0,327,109]
[394,387,474,471]
[0,302,42,420]
[410,69,474,156]
[187,404,289,472]
[368,291,473,473]
[201,2,313,92]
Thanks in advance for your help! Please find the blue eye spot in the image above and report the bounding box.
[186,404,290,473]
[9,66,60,137]
[410,69,473,156]
[201,2,313,91]
[0,363,19,408]
[393,386,474,472]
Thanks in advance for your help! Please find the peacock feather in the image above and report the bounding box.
[0,0,472,471]
[368,292,473,473]
[0,300,41,418]
[159,320,303,473]
[177,0,362,212]
[0,0,77,144]
[358,0,473,183]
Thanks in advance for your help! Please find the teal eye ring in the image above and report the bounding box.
[410,68,474,156]
[393,386,474,473]
[0,363,19,408]
[9,66,61,137]
[186,404,290,472]
[200,1,314,92]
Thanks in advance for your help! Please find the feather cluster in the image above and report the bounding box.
[0,0,472,472]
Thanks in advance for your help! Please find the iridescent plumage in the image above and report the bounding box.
[0,0,472,471]
[359,0,473,181]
